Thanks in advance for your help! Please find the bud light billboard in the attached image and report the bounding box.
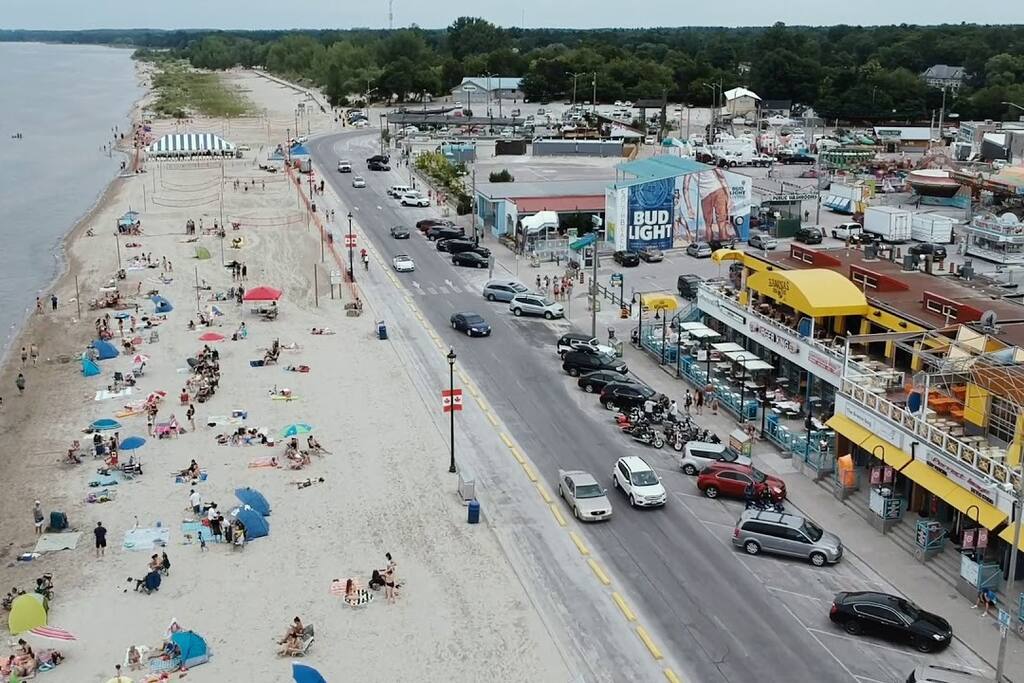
[626,177,674,251]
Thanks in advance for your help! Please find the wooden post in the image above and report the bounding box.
[313,264,319,307]
[74,275,82,320]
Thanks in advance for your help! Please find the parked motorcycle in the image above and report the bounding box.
[662,422,691,451]
[628,423,665,448]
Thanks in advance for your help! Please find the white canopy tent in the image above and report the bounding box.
[147,132,236,157]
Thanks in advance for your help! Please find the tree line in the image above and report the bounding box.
[4,21,1024,121]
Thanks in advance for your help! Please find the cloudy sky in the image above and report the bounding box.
[4,0,1021,29]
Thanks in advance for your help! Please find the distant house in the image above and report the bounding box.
[450,77,524,102]
[762,100,792,117]
[722,87,761,117]
[922,65,966,94]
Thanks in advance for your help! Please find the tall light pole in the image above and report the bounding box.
[569,72,585,109]
[995,462,1024,683]
[447,348,457,473]
[347,211,355,282]
[592,72,598,116]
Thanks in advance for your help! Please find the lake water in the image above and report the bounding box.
[0,42,141,354]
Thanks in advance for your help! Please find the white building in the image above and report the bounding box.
[450,77,524,102]
[722,87,761,117]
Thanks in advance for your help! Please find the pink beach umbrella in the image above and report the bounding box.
[198,332,225,343]
[29,625,77,641]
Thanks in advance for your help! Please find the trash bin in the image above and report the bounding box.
[467,499,480,524]
[377,321,388,340]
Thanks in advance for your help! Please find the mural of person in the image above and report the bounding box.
[672,188,693,244]
[681,168,736,242]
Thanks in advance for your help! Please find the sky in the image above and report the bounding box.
[4,0,1023,30]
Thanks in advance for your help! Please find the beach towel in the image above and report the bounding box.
[85,488,116,503]
[284,365,311,373]
[95,388,134,401]
[249,359,265,367]
[205,414,246,427]
[33,532,82,553]
[181,521,218,543]
[272,394,299,401]
[123,527,170,551]
[174,471,207,484]
[89,474,121,487]
[248,457,279,468]
[115,408,145,418]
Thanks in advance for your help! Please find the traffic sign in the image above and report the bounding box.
[610,272,623,284]
[442,388,463,413]
[344,234,357,248]
[999,609,1011,628]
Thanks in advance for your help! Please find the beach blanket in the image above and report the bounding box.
[89,473,121,487]
[123,527,170,551]
[206,415,246,427]
[34,532,82,553]
[116,408,145,418]
[181,521,218,543]
[85,488,116,503]
[271,394,299,401]
[95,387,134,401]
[284,365,311,373]
[174,471,208,483]
[248,457,279,468]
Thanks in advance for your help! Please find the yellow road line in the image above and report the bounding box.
[587,558,611,585]
[474,397,487,411]
[663,669,682,683]
[509,447,525,464]
[485,412,499,427]
[522,462,538,482]
[549,503,567,527]
[535,483,553,504]
[612,592,637,622]
[499,433,514,448]
[403,296,413,305]
[569,531,590,556]
[636,626,664,660]
[466,384,479,398]
[456,369,469,384]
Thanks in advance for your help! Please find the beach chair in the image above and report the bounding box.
[295,625,314,656]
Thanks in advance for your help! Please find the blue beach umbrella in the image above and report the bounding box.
[293,663,326,683]
[114,312,131,319]
[119,436,146,451]
[280,423,313,438]
[90,418,121,431]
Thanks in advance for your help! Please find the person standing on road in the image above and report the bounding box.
[684,389,693,415]
[643,397,656,419]
[695,389,704,415]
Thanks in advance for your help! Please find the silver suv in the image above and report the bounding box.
[732,509,842,566]
[509,294,564,320]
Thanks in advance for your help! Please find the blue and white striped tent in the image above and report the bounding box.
[147,132,236,157]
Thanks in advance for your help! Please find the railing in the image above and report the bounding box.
[967,216,1024,241]
[764,413,835,466]
[595,283,631,313]
[842,380,1020,490]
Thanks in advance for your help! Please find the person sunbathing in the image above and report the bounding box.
[179,459,200,479]
[310,328,335,335]
[306,436,329,454]
[277,633,302,657]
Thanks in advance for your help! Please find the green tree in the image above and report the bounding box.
[447,18,505,61]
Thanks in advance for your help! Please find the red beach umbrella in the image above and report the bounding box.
[29,625,77,641]
[242,286,283,302]
[198,332,225,342]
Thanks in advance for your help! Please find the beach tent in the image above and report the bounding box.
[230,505,269,539]
[170,630,210,669]
[194,246,211,260]
[290,143,310,157]
[118,211,140,231]
[235,487,271,516]
[147,132,235,158]
[293,663,327,683]
[8,593,46,634]
[151,296,173,314]
[242,286,283,302]
[81,357,101,377]
[90,418,122,431]
[91,339,119,360]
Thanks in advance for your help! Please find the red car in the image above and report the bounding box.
[696,462,786,501]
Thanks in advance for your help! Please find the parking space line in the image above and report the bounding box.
[499,432,514,448]
[765,585,827,603]
[535,483,553,504]
[612,592,637,622]
[549,503,567,527]
[778,603,858,682]
[805,627,929,658]
[522,462,538,482]
[587,558,611,585]
[635,626,664,660]
[663,668,682,683]
[569,531,590,556]
[509,447,525,464]
[485,411,499,427]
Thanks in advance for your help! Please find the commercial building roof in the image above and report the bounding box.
[476,179,610,201]
[457,76,523,92]
[514,195,606,213]
[723,87,761,101]
[614,156,715,185]
[746,269,869,317]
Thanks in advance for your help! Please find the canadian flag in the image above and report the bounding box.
[442,388,463,413]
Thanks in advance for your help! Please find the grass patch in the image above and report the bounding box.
[149,61,253,119]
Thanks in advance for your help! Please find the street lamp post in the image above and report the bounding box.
[447,348,458,473]
[347,211,355,283]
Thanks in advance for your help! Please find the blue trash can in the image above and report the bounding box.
[377,322,388,340]
[467,499,480,524]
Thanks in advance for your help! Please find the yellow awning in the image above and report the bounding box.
[825,415,912,468]
[640,293,678,311]
[902,460,1007,530]
[999,524,1024,552]
[711,248,745,264]
[747,269,869,317]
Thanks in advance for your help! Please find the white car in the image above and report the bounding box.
[679,441,751,476]
[612,456,666,508]
[391,254,415,272]
[557,470,613,521]
[337,160,352,173]
[352,120,368,128]
[351,176,366,188]
[400,192,430,207]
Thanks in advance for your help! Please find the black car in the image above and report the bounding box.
[450,312,491,337]
[794,226,823,244]
[909,243,947,260]
[562,350,627,377]
[442,239,490,257]
[780,153,816,165]
[829,591,952,653]
[599,382,663,412]
[390,226,410,239]
[578,370,633,394]
[417,218,452,233]
[677,274,703,299]
[427,226,465,241]
[368,161,390,171]
[452,251,488,268]
[613,250,641,267]
[366,154,390,165]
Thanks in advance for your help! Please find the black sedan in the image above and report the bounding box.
[829,591,952,653]
[578,370,633,394]
[599,382,664,412]
[452,251,488,268]
[390,226,410,239]
[450,312,491,337]
[427,226,465,241]
[909,243,947,260]
[780,153,816,165]
[368,161,391,171]
[613,250,641,267]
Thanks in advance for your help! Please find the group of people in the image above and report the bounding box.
[2,639,64,679]
[228,261,248,281]
[185,345,221,404]
[535,274,575,302]
[283,435,326,469]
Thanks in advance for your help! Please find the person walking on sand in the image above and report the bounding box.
[186,404,195,431]
[15,373,25,395]
[50,294,57,311]
[241,263,247,280]
[36,297,42,314]
[189,489,202,516]
[20,346,27,367]
[384,552,398,604]
[33,501,44,536]
[29,344,38,367]
[94,521,107,558]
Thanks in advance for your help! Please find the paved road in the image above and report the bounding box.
[309,131,981,683]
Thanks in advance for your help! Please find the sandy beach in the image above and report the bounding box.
[0,68,569,682]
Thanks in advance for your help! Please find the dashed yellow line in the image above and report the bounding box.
[612,592,637,622]
[535,483,553,504]
[636,626,664,660]
[587,558,611,585]
[499,432,514,448]
[485,411,499,427]
[522,462,538,482]
[456,369,470,384]
[466,383,479,398]
[569,531,590,556]
[474,396,488,411]
[549,503,567,527]
[509,447,525,464]
[663,669,682,683]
